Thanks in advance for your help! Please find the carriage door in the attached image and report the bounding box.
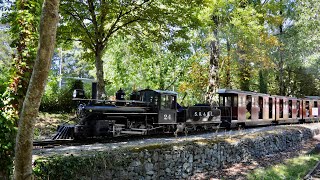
[313,101,318,117]
[288,100,292,119]
[258,96,263,119]
[158,94,177,124]
[279,99,284,119]
[269,97,273,119]
[297,100,301,118]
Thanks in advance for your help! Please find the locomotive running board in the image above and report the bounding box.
[112,127,163,136]
[120,130,146,135]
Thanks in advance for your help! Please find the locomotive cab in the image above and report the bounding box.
[158,90,177,124]
[139,89,178,124]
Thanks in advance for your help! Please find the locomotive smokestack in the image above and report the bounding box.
[92,82,97,99]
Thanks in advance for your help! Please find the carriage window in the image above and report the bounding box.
[269,98,273,119]
[246,95,252,119]
[233,96,238,107]
[225,96,232,107]
[289,100,292,118]
[306,101,310,117]
[219,96,224,106]
[219,95,234,107]
[297,101,300,118]
[258,97,263,119]
[315,101,318,108]
[161,95,176,110]
[279,99,284,118]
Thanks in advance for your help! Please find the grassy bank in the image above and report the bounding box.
[34,112,74,140]
[247,153,320,179]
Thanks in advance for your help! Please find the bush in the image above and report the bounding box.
[40,79,84,113]
[0,98,17,179]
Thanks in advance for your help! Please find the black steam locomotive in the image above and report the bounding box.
[53,84,221,139]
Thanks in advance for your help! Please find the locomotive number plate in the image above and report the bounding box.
[159,110,176,124]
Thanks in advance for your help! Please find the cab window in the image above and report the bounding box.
[161,95,176,110]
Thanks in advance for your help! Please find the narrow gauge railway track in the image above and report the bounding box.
[33,139,77,148]
[33,128,226,149]
[33,122,314,149]
[34,123,296,149]
[304,160,320,180]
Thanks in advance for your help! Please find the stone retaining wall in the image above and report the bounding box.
[34,126,317,179]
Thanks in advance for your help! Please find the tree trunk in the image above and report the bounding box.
[238,46,250,91]
[95,45,106,99]
[13,0,59,179]
[259,70,268,93]
[279,24,285,95]
[279,0,285,96]
[226,38,231,89]
[206,24,219,106]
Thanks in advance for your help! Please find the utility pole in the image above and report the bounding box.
[59,47,62,88]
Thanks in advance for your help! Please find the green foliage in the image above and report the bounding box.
[0,30,13,93]
[247,153,320,180]
[58,0,204,98]
[0,95,17,178]
[102,28,209,105]
[40,80,83,113]
[1,0,42,111]
[38,0,320,107]
[258,70,268,94]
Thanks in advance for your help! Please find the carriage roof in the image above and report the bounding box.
[138,89,178,96]
[218,89,269,96]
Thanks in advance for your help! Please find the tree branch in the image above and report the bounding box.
[87,0,99,45]
[64,7,95,48]
[103,0,152,44]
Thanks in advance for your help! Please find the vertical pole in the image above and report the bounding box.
[59,48,62,88]
[92,82,97,100]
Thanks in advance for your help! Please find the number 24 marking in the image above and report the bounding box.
[164,114,171,120]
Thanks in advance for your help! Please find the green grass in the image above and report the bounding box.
[247,153,320,180]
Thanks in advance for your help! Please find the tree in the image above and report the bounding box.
[2,0,43,112]
[59,0,202,98]
[0,28,13,93]
[13,0,59,179]
[203,0,275,99]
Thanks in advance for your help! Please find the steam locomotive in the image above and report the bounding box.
[53,83,221,139]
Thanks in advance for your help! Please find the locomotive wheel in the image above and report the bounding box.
[163,125,175,133]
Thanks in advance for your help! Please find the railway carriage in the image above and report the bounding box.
[218,89,275,128]
[217,89,312,128]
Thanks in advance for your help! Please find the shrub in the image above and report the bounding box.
[0,97,17,179]
[40,79,84,113]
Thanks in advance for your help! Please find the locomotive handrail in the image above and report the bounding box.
[72,98,147,104]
